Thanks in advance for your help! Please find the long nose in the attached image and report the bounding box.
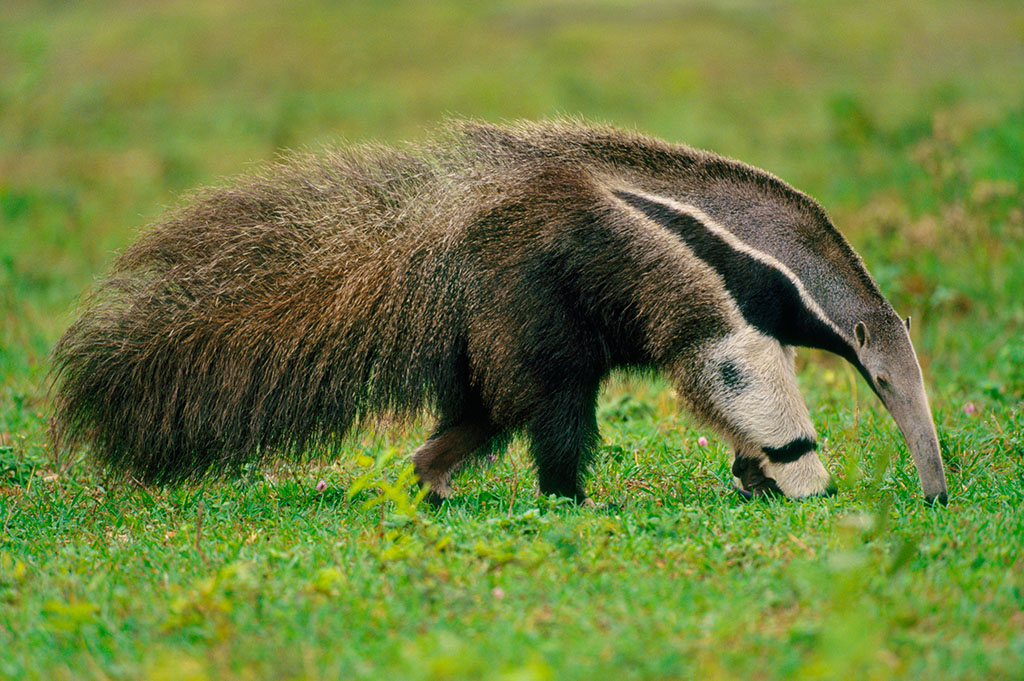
[881,385,949,504]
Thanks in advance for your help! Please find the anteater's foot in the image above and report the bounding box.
[422,487,451,507]
[412,418,495,506]
[764,450,833,499]
[732,457,783,499]
[538,484,588,505]
[732,455,833,500]
[412,458,453,505]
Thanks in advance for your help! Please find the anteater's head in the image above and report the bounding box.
[850,312,949,505]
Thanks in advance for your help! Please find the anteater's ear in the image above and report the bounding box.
[904,316,911,331]
[855,321,870,349]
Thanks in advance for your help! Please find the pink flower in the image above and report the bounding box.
[316,480,328,493]
[963,402,976,416]
[697,436,708,447]
[491,587,505,600]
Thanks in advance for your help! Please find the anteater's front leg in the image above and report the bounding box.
[677,329,833,499]
[527,384,601,503]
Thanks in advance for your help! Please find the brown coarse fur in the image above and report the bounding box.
[50,118,861,500]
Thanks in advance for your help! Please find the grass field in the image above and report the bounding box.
[2,1,1023,679]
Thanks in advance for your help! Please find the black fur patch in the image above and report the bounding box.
[762,437,817,463]
[732,457,783,498]
[717,360,747,394]
[615,190,850,355]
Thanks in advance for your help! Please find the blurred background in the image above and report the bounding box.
[2,0,1022,452]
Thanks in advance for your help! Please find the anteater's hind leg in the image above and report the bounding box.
[677,328,832,499]
[412,355,502,501]
[412,414,498,501]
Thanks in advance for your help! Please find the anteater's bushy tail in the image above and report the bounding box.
[49,118,662,483]
[49,139,485,483]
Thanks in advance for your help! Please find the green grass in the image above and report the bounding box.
[2,1,1023,679]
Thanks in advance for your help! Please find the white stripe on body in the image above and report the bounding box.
[612,188,850,346]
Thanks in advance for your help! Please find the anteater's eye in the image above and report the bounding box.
[876,374,890,389]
